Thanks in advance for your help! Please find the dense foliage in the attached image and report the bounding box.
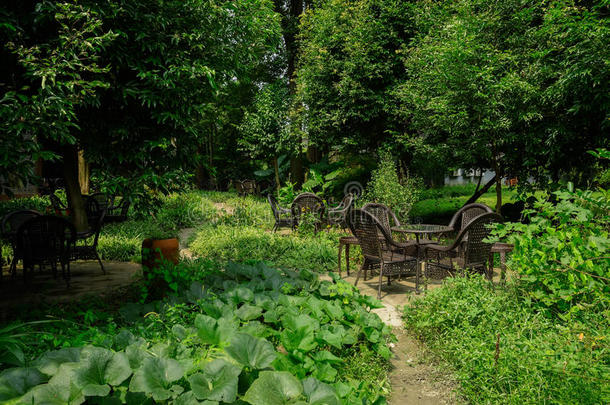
[492,187,610,316]
[0,261,391,404]
[404,276,609,404]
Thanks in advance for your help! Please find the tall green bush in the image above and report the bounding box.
[363,150,421,220]
[492,187,610,316]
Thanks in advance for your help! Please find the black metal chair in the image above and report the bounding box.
[347,209,418,298]
[71,209,106,274]
[87,193,110,213]
[424,212,503,282]
[17,215,75,285]
[49,193,67,214]
[1,210,42,278]
[268,194,293,232]
[328,194,354,229]
[291,193,326,232]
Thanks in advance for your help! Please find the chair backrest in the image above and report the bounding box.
[291,193,325,223]
[338,193,354,211]
[362,202,400,232]
[88,193,110,212]
[49,193,66,211]
[456,212,503,268]
[267,194,282,220]
[347,209,383,261]
[449,203,493,232]
[1,210,42,236]
[17,215,75,265]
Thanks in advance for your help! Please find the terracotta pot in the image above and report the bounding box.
[141,237,179,270]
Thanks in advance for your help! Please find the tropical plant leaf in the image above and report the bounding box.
[225,333,276,369]
[235,304,263,321]
[242,371,303,405]
[302,377,339,405]
[195,314,237,347]
[0,367,46,401]
[34,347,82,376]
[129,357,185,401]
[72,346,132,397]
[188,358,241,402]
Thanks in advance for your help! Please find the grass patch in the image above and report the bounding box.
[190,225,339,272]
[404,276,610,404]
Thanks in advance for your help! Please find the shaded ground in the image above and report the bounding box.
[0,261,141,320]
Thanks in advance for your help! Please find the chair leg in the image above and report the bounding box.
[345,244,350,276]
[96,252,106,274]
[354,264,365,286]
[377,264,384,299]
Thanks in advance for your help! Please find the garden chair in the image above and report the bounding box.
[423,212,502,282]
[1,210,42,278]
[362,202,401,232]
[328,193,354,229]
[347,209,418,298]
[87,193,110,213]
[291,193,325,232]
[447,203,493,236]
[105,196,130,223]
[71,209,106,274]
[268,194,293,232]
[49,193,67,214]
[17,215,75,285]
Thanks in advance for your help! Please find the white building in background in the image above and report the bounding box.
[444,169,496,186]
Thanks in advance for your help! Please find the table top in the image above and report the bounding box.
[392,224,453,234]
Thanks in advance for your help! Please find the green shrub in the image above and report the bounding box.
[404,276,610,404]
[492,187,610,315]
[98,219,168,262]
[0,261,392,404]
[190,225,338,272]
[362,149,421,220]
[0,195,50,218]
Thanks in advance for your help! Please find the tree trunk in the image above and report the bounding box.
[62,144,88,232]
[273,156,281,193]
[290,155,304,187]
[78,150,90,195]
[495,175,502,213]
[462,175,496,206]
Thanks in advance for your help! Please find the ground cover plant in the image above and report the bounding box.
[404,276,609,404]
[0,261,392,404]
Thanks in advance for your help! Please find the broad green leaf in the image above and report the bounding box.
[175,391,219,405]
[188,359,241,402]
[313,363,337,383]
[242,371,303,405]
[35,347,82,376]
[129,357,185,401]
[312,351,343,364]
[24,363,85,405]
[73,346,132,397]
[195,315,237,347]
[0,367,46,401]
[225,333,276,369]
[236,304,263,321]
[302,377,340,405]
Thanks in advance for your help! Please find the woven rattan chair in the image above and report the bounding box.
[71,210,106,274]
[348,209,418,298]
[447,203,493,236]
[105,197,130,223]
[362,202,401,231]
[423,212,502,282]
[17,215,75,285]
[268,194,293,232]
[291,193,325,232]
[1,210,42,278]
[49,193,67,214]
[328,194,354,229]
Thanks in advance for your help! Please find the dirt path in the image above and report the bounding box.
[322,273,458,404]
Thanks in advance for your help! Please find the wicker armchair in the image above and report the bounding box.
[71,210,106,274]
[446,203,493,237]
[235,180,257,196]
[268,194,293,232]
[105,197,130,223]
[49,193,67,214]
[291,193,325,232]
[362,203,401,231]
[423,212,502,281]
[1,210,42,278]
[17,215,75,285]
[348,209,418,297]
[328,194,354,229]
